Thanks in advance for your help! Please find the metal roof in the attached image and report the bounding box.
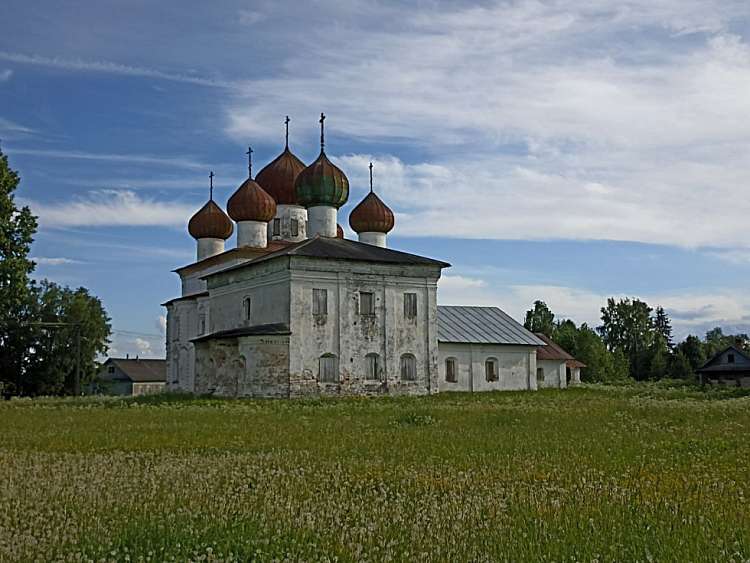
[205,237,450,278]
[106,358,166,383]
[437,306,544,346]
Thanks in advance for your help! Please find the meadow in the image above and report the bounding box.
[1,384,749,562]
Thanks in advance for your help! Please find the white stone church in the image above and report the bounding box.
[164,115,576,398]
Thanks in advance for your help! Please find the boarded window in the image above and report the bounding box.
[360,292,374,315]
[400,354,417,381]
[319,354,338,383]
[485,358,498,382]
[404,293,417,319]
[272,218,281,236]
[365,353,380,380]
[536,367,545,382]
[313,288,328,315]
[291,219,299,237]
[445,358,457,382]
[243,297,252,321]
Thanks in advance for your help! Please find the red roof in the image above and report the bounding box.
[535,333,585,367]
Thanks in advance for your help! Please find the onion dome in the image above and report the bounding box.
[188,172,234,240]
[336,224,344,239]
[294,113,349,209]
[348,162,395,234]
[255,117,306,205]
[227,146,277,222]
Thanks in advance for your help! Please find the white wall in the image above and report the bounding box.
[268,204,307,243]
[437,343,537,392]
[537,359,567,389]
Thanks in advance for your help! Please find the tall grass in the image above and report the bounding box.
[1,386,749,561]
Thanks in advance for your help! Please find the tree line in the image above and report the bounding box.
[0,149,111,396]
[524,299,748,383]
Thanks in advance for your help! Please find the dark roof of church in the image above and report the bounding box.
[173,241,293,275]
[191,323,291,343]
[104,358,166,383]
[437,306,543,346]
[204,236,450,279]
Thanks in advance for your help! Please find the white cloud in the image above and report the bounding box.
[0,69,12,82]
[439,272,750,340]
[7,148,210,170]
[28,190,197,229]
[134,337,152,356]
[156,315,167,335]
[223,2,750,250]
[0,117,33,134]
[32,256,82,266]
[237,9,265,26]
[0,51,236,88]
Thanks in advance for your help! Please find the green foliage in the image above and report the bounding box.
[2,389,750,561]
[675,335,706,371]
[524,300,555,337]
[0,148,38,391]
[0,149,111,395]
[23,280,111,395]
[668,350,695,380]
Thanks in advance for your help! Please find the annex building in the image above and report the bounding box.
[164,115,571,398]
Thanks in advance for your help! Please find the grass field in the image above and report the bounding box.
[2,384,750,562]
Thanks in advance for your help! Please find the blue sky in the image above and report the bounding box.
[2,0,749,357]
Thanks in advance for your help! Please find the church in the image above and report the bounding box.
[164,115,560,398]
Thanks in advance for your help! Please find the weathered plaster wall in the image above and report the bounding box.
[194,335,290,397]
[287,257,442,397]
[437,343,537,392]
[268,204,307,243]
[538,359,567,389]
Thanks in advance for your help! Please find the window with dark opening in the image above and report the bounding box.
[243,297,252,321]
[365,353,379,381]
[485,358,498,382]
[404,293,417,319]
[291,219,299,237]
[313,288,328,315]
[401,354,417,381]
[445,358,457,382]
[728,353,735,364]
[272,218,281,236]
[319,354,338,382]
[360,292,374,316]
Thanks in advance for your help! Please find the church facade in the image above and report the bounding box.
[164,115,552,398]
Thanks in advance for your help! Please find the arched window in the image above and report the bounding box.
[319,354,339,383]
[400,354,417,381]
[243,297,252,321]
[445,357,457,383]
[485,358,498,382]
[365,353,380,381]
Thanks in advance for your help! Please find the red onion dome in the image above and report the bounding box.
[348,192,395,234]
[227,178,277,222]
[188,200,234,240]
[336,224,344,239]
[255,148,306,205]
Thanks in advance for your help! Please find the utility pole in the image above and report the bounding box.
[75,325,81,396]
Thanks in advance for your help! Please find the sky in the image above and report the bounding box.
[1,0,749,358]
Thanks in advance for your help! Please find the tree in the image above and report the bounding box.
[668,350,694,380]
[524,300,555,337]
[0,147,38,392]
[654,306,673,349]
[674,335,706,371]
[23,281,111,395]
[553,321,630,383]
[599,298,657,380]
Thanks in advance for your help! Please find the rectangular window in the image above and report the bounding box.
[445,358,457,383]
[243,297,252,321]
[728,353,735,364]
[272,218,281,236]
[291,219,299,237]
[108,365,115,374]
[365,354,379,381]
[200,314,206,335]
[360,292,374,316]
[320,355,338,383]
[401,354,417,381]
[313,288,328,315]
[404,293,417,319]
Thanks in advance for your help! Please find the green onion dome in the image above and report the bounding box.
[294,151,349,209]
[188,200,234,240]
[227,178,277,222]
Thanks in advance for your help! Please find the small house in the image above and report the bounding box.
[94,358,167,396]
[534,333,585,388]
[697,346,750,387]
